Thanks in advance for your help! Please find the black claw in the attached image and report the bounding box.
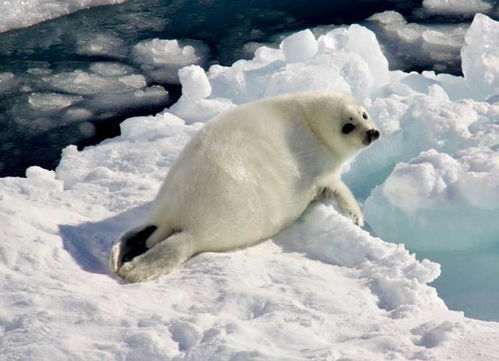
[119,225,158,265]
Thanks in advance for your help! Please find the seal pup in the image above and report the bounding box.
[110,91,380,282]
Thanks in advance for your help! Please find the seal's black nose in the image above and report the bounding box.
[366,129,380,142]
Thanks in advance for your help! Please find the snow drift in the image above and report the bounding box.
[1,12,499,361]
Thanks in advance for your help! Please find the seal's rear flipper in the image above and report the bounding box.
[109,225,157,273]
[116,231,196,283]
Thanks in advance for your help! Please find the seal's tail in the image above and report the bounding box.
[108,224,157,273]
[109,229,195,283]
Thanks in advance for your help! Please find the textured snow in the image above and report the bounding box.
[366,11,469,72]
[132,39,209,83]
[280,29,319,62]
[358,14,499,252]
[461,13,499,101]
[365,148,499,251]
[423,0,493,16]
[2,13,499,361]
[172,24,389,110]
[4,64,168,134]
[0,0,127,33]
[0,35,207,140]
[178,65,212,100]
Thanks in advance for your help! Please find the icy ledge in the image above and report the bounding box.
[0,114,493,360]
[0,0,127,33]
[1,14,499,361]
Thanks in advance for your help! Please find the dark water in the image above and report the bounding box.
[1,0,423,177]
[0,0,422,66]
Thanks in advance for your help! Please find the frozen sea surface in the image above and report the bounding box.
[1,12,499,360]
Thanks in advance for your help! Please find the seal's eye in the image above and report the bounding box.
[342,123,356,134]
[362,112,368,120]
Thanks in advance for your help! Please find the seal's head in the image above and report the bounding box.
[303,92,381,159]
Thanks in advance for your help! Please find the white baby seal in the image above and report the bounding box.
[109,91,380,282]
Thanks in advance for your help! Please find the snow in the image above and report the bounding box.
[280,29,318,62]
[0,35,206,147]
[178,65,212,100]
[3,63,168,134]
[40,69,147,95]
[2,13,499,361]
[171,24,389,109]
[423,0,493,16]
[0,0,127,33]
[76,33,128,59]
[461,13,499,101]
[366,11,469,72]
[365,148,499,252]
[132,39,209,83]
[28,92,83,112]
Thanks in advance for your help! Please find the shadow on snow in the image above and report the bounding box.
[58,203,152,275]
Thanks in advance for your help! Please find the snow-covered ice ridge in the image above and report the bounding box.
[1,13,499,361]
[0,0,127,33]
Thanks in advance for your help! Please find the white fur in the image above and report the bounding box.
[110,91,379,282]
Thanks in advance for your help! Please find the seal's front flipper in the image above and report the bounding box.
[109,225,157,273]
[321,180,364,227]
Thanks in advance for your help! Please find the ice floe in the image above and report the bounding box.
[0,0,127,33]
[1,12,499,361]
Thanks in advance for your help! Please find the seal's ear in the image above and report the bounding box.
[109,225,157,272]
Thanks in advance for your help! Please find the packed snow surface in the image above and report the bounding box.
[2,12,499,361]
[0,0,127,33]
